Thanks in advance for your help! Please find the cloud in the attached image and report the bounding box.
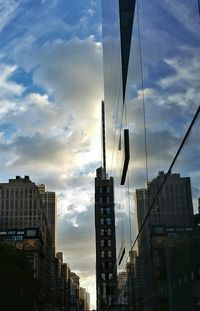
[0,0,21,33]
[58,205,96,294]
[0,64,25,99]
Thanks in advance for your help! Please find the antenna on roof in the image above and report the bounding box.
[102,100,106,175]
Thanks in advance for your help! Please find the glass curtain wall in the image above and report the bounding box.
[102,0,200,310]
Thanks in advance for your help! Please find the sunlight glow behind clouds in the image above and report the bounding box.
[0,2,102,306]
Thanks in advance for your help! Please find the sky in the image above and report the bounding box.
[0,0,103,308]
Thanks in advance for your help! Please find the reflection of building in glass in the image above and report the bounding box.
[134,171,200,310]
[101,0,200,309]
[95,167,117,310]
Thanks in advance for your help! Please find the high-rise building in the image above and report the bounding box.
[95,101,117,310]
[0,176,47,230]
[0,176,52,304]
[62,262,71,311]
[38,184,57,255]
[95,166,117,310]
[79,287,90,311]
[70,271,80,311]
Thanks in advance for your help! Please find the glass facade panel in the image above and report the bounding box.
[102,0,200,309]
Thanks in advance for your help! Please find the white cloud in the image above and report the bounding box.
[0,64,25,99]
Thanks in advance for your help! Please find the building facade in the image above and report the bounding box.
[38,184,57,255]
[95,167,117,310]
[0,176,52,305]
[101,0,200,309]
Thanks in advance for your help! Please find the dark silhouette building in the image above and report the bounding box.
[134,172,200,310]
[95,166,117,310]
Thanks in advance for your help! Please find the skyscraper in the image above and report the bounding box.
[95,102,117,310]
[0,176,52,302]
[95,166,117,310]
[38,184,57,255]
[0,176,48,230]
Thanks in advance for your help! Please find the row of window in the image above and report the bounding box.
[99,186,110,194]
[100,218,111,225]
[100,229,112,236]
[1,216,41,221]
[100,207,111,215]
[101,261,113,270]
[0,189,36,198]
[98,197,111,204]
[0,220,41,226]
[1,210,41,216]
[100,239,112,247]
[1,201,38,209]
[101,272,113,281]
[101,250,112,258]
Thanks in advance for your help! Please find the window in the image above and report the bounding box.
[101,273,106,280]
[100,240,104,247]
[108,240,111,247]
[100,218,104,225]
[99,197,103,203]
[26,229,36,236]
[99,187,102,193]
[101,251,105,258]
[107,229,111,235]
[106,197,110,203]
[100,208,104,214]
[108,251,112,258]
[106,187,110,193]
[106,218,111,225]
[100,229,104,236]
[106,207,111,214]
